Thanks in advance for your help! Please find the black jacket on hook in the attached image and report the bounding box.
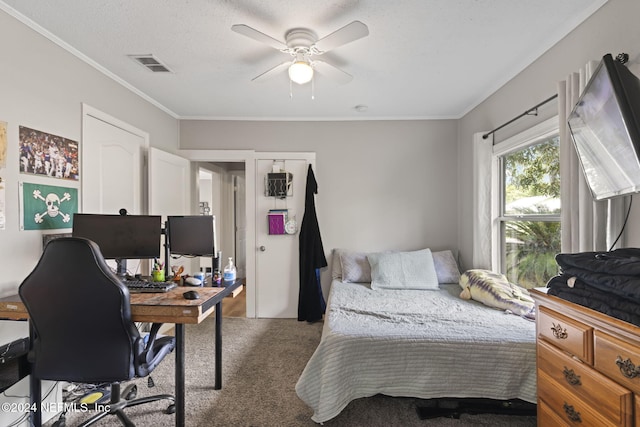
[298,164,327,322]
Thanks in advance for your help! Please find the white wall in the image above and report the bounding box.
[180,119,460,289]
[457,0,640,270]
[0,9,179,296]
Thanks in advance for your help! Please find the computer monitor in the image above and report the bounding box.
[167,215,216,257]
[72,214,162,276]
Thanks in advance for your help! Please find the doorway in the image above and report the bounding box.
[180,150,315,319]
[198,162,246,317]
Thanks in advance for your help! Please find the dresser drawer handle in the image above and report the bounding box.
[563,402,582,423]
[551,322,568,339]
[563,367,582,386]
[616,356,640,379]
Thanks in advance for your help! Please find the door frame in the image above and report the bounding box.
[179,150,256,316]
[178,150,315,318]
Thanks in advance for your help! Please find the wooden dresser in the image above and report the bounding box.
[531,288,640,426]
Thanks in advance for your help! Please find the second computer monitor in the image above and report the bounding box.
[167,215,216,257]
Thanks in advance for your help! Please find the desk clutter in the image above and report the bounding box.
[67,212,249,295]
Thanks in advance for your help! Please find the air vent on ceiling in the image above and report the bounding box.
[128,54,173,73]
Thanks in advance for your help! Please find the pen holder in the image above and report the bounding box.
[152,270,165,282]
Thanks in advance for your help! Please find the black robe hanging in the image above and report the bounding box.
[298,164,327,322]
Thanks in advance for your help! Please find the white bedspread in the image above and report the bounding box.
[295,280,537,423]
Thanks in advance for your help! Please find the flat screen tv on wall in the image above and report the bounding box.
[568,53,640,201]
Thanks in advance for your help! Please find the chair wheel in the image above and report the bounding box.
[123,384,138,400]
[165,403,176,414]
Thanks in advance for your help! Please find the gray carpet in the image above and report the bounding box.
[53,317,537,426]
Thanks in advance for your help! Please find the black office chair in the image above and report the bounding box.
[19,237,175,426]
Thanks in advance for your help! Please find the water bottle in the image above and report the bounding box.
[223,257,237,284]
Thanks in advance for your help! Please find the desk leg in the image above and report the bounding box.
[215,301,222,390]
[30,365,41,427]
[175,323,185,427]
[29,321,42,427]
[30,374,41,426]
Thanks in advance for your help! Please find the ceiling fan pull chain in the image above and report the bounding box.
[289,79,293,100]
[311,76,315,100]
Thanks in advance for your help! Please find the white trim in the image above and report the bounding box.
[82,104,150,147]
[493,116,559,157]
[0,4,179,119]
[178,149,256,162]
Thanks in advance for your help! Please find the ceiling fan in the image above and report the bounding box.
[231,21,369,86]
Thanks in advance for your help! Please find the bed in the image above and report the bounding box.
[295,248,537,424]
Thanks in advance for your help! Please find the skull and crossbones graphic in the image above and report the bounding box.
[32,189,72,223]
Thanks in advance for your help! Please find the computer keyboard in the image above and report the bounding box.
[123,279,177,293]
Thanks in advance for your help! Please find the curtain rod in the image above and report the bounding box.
[482,94,558,140]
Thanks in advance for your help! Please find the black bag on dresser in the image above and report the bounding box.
[546,248,640,326]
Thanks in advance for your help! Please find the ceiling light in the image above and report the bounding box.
[288,60,313,85]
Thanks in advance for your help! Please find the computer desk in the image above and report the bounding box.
[0,279,243,427]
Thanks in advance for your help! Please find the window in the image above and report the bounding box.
[493,118,560,288]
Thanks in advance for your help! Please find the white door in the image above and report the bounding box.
[82,106,146,215]
[82,105,148,274]
[148,147,191,273]
[255,155,315,318]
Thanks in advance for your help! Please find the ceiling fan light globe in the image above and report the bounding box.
[288,61,313,85]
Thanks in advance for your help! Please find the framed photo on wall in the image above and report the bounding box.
[18,126,79,180]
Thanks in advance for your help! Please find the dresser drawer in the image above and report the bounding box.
[538,305,593,363]
[538,399,570,427]
[538,370,620,426]
[595,330,640,395]
[538,339,632,425]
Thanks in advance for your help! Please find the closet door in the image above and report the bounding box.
[81,105,148,274]
[82,107,145,215]
[148,147,191,273]
[255,154,315,318]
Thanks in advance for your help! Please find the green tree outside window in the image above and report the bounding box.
[502,136,560,288]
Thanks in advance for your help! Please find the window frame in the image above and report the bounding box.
[491,116,560,278]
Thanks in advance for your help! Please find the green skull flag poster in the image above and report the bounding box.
[20,182,78,230]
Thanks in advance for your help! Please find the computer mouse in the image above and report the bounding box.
[183,290,200,300]
[184,277,202,286]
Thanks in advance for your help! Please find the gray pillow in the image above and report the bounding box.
[368,248,439,290]
[340,250,372,283]
[432,250,461,284]
[331,248,344,280]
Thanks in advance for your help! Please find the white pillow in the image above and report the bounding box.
[368,248,439,290]
[432,250,461,284]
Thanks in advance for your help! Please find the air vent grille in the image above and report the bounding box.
[128,54,173,73]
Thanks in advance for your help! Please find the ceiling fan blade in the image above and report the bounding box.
[231,24,287,51]
[313,60,353,84]
[314,21,369,53]
[251,61,291,82]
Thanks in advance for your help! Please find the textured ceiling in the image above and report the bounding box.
[1,0,607,120]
